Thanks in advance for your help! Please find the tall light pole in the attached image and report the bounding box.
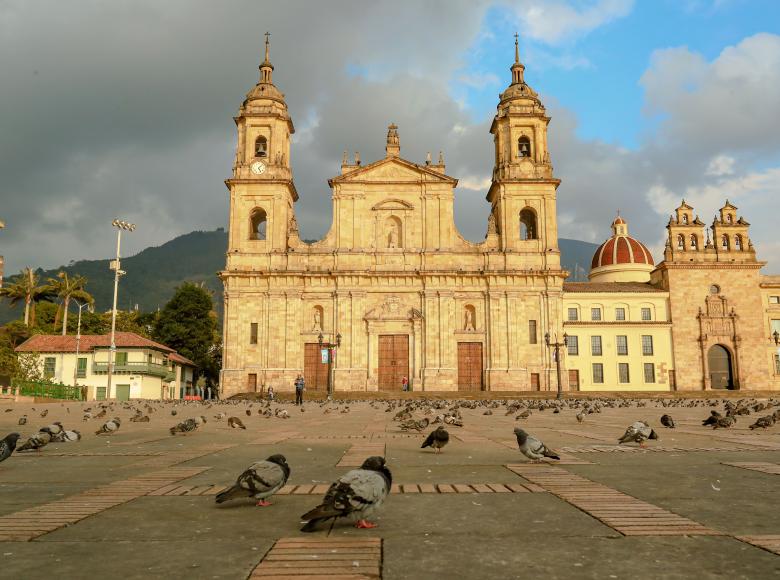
[545,331,568,400]
[318,332,342,401]
[71,299,91,387]
[106,219,135,400]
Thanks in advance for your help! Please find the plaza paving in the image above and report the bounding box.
[0,395,778,579]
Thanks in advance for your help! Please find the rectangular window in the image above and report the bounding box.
[76,357,87,378]
[770,296,780,304]
[592,363,604,384]
[771,320,780,335]
[528,320,537,344]
[775,355,780,375]
[591,308,602,321]
[567,335,579,356]
[96,386,107,401]
[641,308,652,321]
[44,357,56,379]
[567,307,579,321]
[642,335,654,356]
[618,362,630,383]
[616,335,628,356]
[615,307,626,321]
[250,322,258,345]
[644,363,656,383]
[591,336,602,356]
[115,352,128,366]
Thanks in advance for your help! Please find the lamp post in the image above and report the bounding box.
[772,330,780,346]
[71,299,91,388]
[318,332,342,401]
[106,219,135,400]
[545,331,568,400]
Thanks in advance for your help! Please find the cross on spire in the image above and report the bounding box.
[514,32,519,63]
[264,31,271,62]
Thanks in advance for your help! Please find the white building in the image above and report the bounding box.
[15,332,196,400]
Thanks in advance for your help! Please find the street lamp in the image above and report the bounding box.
[106,219,135,400]
[545,331,568,400]
[71,299,92,390]
[318,331,342,401]
[772,330,780,346]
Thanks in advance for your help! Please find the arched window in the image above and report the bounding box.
[254,136,268,158]
[518,136,531,158]
[726,214,733,223]
[721,234,729,250]
[734,234,743,250]
[690,234,698,249]
[250,208,267,240]
[677,234,685,250]
[682,214,688,224]
[519,208,537,240]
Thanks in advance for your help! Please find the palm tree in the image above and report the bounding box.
[0,268,53,326]
[47,272,94,335]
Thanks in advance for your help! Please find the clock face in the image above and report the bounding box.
[250,161,266,175]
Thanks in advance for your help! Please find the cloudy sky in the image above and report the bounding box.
[2,0,779,274]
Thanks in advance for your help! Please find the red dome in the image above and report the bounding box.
[591,234,654,269]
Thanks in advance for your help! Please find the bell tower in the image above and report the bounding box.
[226,32,298,264]
[486,35,560,265]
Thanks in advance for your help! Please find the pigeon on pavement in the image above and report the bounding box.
[17,431,52,452]
[215,454,291,506]
[702,410,722,426]
[618,421,658,447]
[421,426,449,453]
[17,416,27,426]
[95,417,121,436]
[0,433,21,463]
[300,456,391,532]
[228,417,246,429]
[749,415,775,430]
[514,427,560,462]
[712,415,737,429]
[660,414,675,428]
[170,418,199,435]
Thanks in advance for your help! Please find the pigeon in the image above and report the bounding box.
[618,421,659,447]
[660,414,675,428]
[171,409,178,416]
[576,412,585,423]
[40,409,48,418]
[514,428,560,462]
[400,418,429,432]
[517,410,532,420]
[713,415,737,429]
[17,415,27,426]
[215,455,291,506]
[170,418,199,435]
[0,433,21,463]
[61,430,82,442]
[227,417,246,429]
[702,410,722,426]
[300,456,391,532]
[245,409,252,417]
[421,426,449,453]
[749,415,775,430]
[17,431,52,452]
[95,417,121,436]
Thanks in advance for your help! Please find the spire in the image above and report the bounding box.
[385,123,400,158]
[259,31,274,84]
[511,33,525,85]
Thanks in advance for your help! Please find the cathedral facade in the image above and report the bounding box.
[219,39,780,396]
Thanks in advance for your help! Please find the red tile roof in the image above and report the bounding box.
[169,352,196,367]
[15,332,175,354]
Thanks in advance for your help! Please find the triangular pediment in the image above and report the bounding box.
[329,157,457,185]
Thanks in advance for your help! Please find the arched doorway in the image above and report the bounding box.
[708,345,734,390]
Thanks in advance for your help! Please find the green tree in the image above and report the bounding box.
[0,268,54,326]
[154,283,218,385]
[47,272,94,335]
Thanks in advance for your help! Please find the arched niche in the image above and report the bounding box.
[519,208,537,240]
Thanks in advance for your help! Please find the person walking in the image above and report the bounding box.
[401,376,409,392]
[294,374,305,405]
[267,385,275,401]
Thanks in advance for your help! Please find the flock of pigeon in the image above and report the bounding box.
[0,395,778,531]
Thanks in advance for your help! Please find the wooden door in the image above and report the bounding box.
[708,345,733,390]
[457,342,483,391]
[378,335,409,390]
[304,343,329,390]
[530,373,540,391]
[247,373,257,393]
[116,384,130,401]
[568,370,579,391]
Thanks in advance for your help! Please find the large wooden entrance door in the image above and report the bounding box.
[457,342,483,391]
[378,335,409,390]
[304,343,328,390]
[568,370,580,391]
[708,344,734,390]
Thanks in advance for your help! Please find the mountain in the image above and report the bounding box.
[0,230,599,325]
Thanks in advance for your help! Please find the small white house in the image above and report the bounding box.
[15,332,197,400]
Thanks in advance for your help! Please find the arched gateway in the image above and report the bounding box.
[708,344,734,390]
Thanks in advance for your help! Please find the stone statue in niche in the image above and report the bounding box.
[387,221,399,248]
[312,309,322,332]
[464,308,475,332]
